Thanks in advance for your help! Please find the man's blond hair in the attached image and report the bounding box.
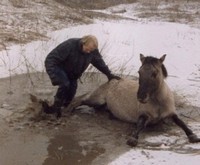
[81,35,98,49]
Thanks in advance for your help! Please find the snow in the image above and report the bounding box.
[1,20,200,107]
[109,149,200,165]
[0,2,200,165]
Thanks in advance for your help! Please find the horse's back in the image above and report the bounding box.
[106,79,139,123]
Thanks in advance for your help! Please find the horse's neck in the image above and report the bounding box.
[151,80,171,103]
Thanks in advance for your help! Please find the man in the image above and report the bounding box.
[43,35,120,118]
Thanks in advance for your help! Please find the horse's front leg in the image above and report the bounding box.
[127,115,148,147]
[172,114,200,143]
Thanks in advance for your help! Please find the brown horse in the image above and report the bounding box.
[65,54,200,146]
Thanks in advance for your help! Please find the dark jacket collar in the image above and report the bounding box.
[78,39,83,53]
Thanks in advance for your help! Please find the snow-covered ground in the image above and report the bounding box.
[1,20,200,107]
[0,1,200,165]
[109,148,200,165]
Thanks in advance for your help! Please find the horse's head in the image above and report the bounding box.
[137,54,168,103]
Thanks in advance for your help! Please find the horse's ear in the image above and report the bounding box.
[140,54,145,63]
[160,54,166,63]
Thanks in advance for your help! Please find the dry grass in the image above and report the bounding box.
[55,0,138,9]
[132,0,200,24]
[9,0,28,8]
[1,0,200,49]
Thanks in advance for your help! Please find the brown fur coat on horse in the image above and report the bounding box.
[63,54,200,146]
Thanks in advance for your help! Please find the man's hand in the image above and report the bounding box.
[107,74,121,81]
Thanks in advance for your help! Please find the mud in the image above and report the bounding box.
[0,72,200,165]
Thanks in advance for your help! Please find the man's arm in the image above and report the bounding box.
[91,50,121,81]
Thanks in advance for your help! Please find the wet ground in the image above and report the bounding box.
[0,72,200,165]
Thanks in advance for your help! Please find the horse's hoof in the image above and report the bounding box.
[189,134,200,143]
[126,137,138,147]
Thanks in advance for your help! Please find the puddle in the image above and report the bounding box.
[43,134,105,165]
[0,129,48,165]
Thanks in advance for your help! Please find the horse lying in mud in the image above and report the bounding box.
[64,54,200,147]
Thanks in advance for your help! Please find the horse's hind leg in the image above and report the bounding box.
[82,100,106,109]
[65,93,106,113]
[127,115,148,147]
[172,114,200,143]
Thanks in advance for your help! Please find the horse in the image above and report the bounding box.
[63,54,200,146]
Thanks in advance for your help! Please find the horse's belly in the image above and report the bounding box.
[106,79,139,123]
[108,104,139,123]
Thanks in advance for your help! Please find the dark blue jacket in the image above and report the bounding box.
[45,38,111,85]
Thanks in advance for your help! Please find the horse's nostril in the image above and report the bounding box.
[139,100,146,104]
[137,96,148,104]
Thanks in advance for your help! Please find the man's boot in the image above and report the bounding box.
[41,100,56,114]
[52,98,63,118]
[42,98,63,118]
[63,100,71,108]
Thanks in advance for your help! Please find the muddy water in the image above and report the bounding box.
[0,126,48,165]
[1,73,200,165]
[43,134,105,165]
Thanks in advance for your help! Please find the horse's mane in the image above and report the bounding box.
[142,56,168,78]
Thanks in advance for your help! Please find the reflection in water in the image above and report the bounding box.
[43,134,105,165]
